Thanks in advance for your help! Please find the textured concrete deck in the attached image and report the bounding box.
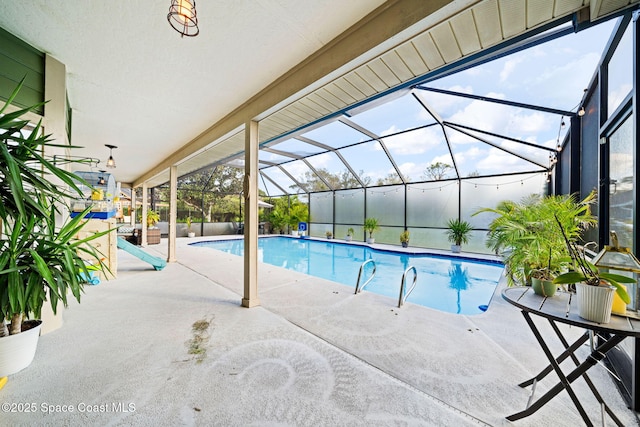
[2,236,639,426]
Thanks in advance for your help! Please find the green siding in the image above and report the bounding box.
[0,26,45,114]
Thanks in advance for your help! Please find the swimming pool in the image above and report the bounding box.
[192,237,504,315]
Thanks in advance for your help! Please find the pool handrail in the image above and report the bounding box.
[398,266,417,307]
[355,259,376,294]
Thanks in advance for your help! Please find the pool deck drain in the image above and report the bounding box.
[2,236,638,426]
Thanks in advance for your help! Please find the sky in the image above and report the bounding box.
[258,17,621,196]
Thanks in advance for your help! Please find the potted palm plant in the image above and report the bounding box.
[269,210,286,234]
[363,218,379,244]
[287,203,308,237]
[146,209,160,228]
[0,81,108,376]
[473,192,597,288]
[446,218,472,253]
[400,229,410,248]
[185,216,195,238]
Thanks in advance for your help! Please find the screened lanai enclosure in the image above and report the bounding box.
[145,10,640,408]
[153,14,628,254]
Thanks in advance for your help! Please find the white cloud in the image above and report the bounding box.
[398,162,423,181]
[510,111,550,133]
[500,57,524,82]
[608,83,632,112]
[379,126,443,155]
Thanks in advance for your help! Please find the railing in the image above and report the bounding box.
[398,266,417,307]
[355,259,376,294]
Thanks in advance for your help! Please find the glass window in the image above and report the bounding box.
[607,114,636,313]
[608,115,633,247]
[607,23,632,117]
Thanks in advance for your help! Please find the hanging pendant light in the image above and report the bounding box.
[168,0,199,37]
[105,144,117,168]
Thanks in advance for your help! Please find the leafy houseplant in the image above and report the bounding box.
[473,192,597,287]
[325,231,333,239]
[400,229,410,248]
[147,209,160,228]
[446,218,472,253]
[363,218,379,244]
[286,202,308,236]
[185,216,195,238]
[0,81,108,374]
[346,227,354,242]
[269,210,287,234]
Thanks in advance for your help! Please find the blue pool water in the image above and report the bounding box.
[192,237,504,314]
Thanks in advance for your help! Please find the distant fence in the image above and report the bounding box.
[154,221,238,237]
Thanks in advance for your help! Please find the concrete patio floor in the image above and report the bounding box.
[2,236,639,426]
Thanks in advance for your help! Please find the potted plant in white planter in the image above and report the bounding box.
[0,82,108,376]
[364,218,379,244]
[186,216,195,238]
[553,219,634,323]
[325,231,333,240]
[446,218,472,253]
[345,227,354,242]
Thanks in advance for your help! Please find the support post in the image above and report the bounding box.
[167,165,177,262]
[141,182,148,246]
[242,120,260,308]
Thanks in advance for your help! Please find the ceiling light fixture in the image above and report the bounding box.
[105,144,117,168]
[167,0,199,37]
[578,107,585,117]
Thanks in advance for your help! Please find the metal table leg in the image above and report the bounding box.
[507,311,627,426]
[548,320,625,426]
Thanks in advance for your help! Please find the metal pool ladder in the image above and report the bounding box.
[355,259,376,294]
[398,266,417,307]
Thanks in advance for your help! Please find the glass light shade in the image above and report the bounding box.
[106,155,116,168]
[168,0,199,37]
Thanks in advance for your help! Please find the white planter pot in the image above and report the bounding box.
[576,283,615,323]
[451,244,461,253]
[187,232,195,238]
[0,320,42,377]
[345,236,352,242]
[291,230,299,237]
[367,238,375,244]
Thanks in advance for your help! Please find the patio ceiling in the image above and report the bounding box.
[0,0,638,189]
